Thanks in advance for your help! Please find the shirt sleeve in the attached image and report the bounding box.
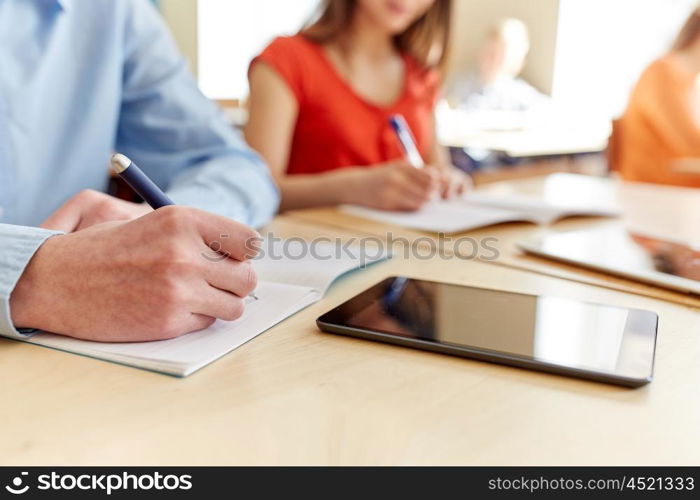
[640,60,700,155]
[115,0,279,228]
[0,225,62,339]
[250,37,307,105]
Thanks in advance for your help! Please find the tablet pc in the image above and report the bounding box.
[518,225,700,295]
[318,277,657,387]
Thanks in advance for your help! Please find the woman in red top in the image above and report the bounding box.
[245,0,470,212]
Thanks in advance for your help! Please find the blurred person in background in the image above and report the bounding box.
[444,17,549,171]
[245,0,471,212]
[617,6,700,186]
[447,18,548,112]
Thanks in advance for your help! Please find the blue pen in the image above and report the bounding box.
[389,114,425,169]
[110,153,174,208]
[110,153,259,300]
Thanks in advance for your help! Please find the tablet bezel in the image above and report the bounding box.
[317,277,658,388]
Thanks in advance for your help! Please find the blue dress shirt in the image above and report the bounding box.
[0,0,279,338]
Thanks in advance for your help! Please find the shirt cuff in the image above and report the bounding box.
[0,224,62,339]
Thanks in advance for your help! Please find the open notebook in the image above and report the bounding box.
[18,241,389,377]
[341,192,620,233]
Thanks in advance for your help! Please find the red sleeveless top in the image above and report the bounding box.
[251,35,441,175]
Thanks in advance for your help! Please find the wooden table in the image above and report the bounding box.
[437,109,610,158]
[287,174,700,308]
[2,214,699,465]
[442,128,609,158]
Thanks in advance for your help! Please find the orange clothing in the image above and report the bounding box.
[251,35,440,175]
[618,55,700,186]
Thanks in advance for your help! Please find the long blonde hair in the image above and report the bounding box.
[673,6,700,51]
[302,0,452,72]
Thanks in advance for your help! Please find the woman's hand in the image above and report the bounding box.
[345,160,440,211]
[437,166,473,199]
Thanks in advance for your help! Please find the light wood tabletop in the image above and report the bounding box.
[437,109,611,158]
[441,127,610,158]
[1,214,699,465]
[287,173,700,308]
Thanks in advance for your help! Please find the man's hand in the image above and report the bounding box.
[41,189,152,232]
[10,206,260,342]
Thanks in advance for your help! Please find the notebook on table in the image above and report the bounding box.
[15,241,389,377]
[341,192,620,233]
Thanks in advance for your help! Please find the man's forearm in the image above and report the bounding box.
[0,224,62,338]
[165,153,279,228]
